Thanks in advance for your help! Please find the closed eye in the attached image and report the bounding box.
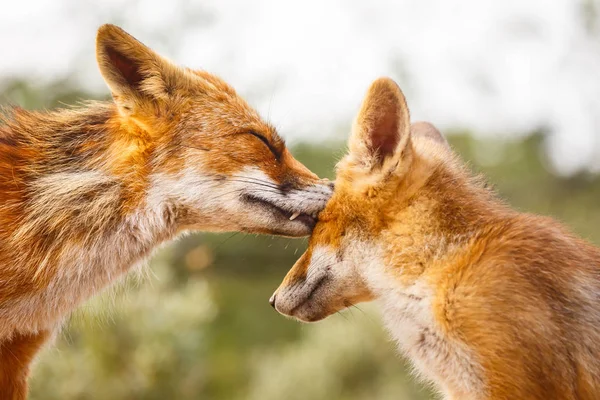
[248,130,281,161]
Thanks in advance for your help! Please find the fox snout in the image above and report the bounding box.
[271,251,333,322]
[271,245,373,322]
[236,173,334,237]
[271,277,333,323]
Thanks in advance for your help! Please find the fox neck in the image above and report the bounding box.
[359,166,502,398]
[373,164,511,289]
[16,102,180,242]
[3,195,179,337]
[0,104,192,333]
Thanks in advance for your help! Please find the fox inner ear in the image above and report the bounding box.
[104,45,144,92]
[350,77,411,170]
[95,24,179,113]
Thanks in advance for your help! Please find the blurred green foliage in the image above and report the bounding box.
[3,82,600,400]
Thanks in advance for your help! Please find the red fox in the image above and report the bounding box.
[0,24,332,399]
[271,77,600,399]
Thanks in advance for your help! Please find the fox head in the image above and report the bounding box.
[271,77,469,321]
[95,25,332,237]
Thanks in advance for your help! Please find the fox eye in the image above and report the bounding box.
[247,130,281,161]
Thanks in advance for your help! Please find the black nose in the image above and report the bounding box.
[269,293,276,308]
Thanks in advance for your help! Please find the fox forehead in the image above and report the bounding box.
[314,185,388,243]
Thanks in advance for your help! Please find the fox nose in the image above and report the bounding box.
[269,293,277,309]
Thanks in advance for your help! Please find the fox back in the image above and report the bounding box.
[0,25,331,399]
[273,77,600,400]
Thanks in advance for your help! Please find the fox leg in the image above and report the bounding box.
[0,330,50,400]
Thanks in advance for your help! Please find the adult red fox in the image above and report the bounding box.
[272,77,600,399]
[0,25,332,399]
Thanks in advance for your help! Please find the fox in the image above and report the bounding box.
[271,77,600,400]
[0,24,332,399]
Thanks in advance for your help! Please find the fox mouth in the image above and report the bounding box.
[287,273,329,320]
[241,194,318,229]
[270,260,333,322]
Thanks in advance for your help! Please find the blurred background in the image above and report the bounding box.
[2,1,600,399]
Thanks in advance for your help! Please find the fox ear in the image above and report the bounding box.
[411,121,448,147]
[96,24,181,114]
[348,77,411,172]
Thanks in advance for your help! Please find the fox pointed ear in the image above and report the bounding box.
[96,24,182,114]
[348,77,412,172]
[411,121,448,147]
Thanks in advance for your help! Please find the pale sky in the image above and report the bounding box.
[1,0,599,174]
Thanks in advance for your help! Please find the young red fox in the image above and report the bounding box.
[0,25,332,398]
[272,77,600,399]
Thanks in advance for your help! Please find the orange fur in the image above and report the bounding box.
[273,77,600,399]
[0,25,331,397]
